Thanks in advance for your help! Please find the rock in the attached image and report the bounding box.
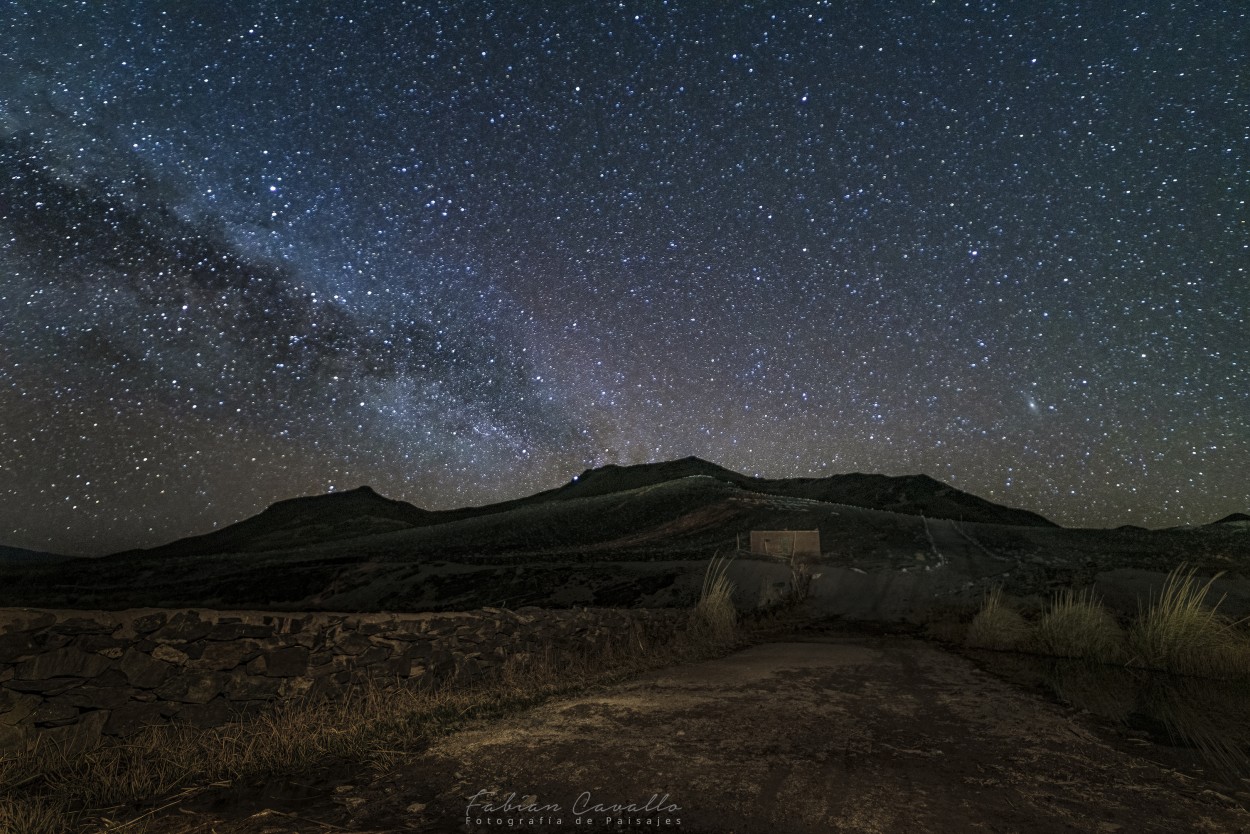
[177,696,235,728]
[15,647,113,680]
[261,646,310,677]
[31,701,79,726]
[151,644,189,665]
[333,632,375,656]
[157,671,224,704]
[50,617,113,636]
[75,634,130,654]
[355,646,392,666]
[278,677,313,699]
[0,721,30,749]
[28,631,72,651]
[205,621,275,641]
[104,701,166,737]
[0,611,56,632]
[0,630,41,659]
[5,676,84,696]
[307,654,346,678]
[223,669,283,699]
[151,611,212,643]
[119,649,174,689]
[190,640,262,671]
[0,691,41,725]
[130,612,169,634]
[56,685,133,711]
[42,708,108,752]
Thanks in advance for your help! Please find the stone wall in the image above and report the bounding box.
[0,606,686,751]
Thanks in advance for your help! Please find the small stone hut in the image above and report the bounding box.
[748,530,821,559]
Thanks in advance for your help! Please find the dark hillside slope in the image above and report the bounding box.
[761,473,1057,528]
[108,458,1054,561]
[498,458,1056,528]
[0,544,75,565]
[115,486,433,558]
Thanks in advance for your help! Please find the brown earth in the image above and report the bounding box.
[157,635,1249,834]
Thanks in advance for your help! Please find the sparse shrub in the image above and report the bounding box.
[787,555,814,605]
[1127,565,1250,679]
[692,554,737,644]
[965,586,1030,651]
[1031,587,1125,664]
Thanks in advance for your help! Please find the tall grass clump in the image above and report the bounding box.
[1031,587,1125,663]
[692,553,737,644]
[1128,565,1250,679]
[964,586,1030,651]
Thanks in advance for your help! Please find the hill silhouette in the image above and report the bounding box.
[493,457,1056,528]
[114,457,1054,560]
[0,544,73,565]
[118,485,433,559]
[5,460,1249,614]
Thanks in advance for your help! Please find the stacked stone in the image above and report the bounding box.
[0,606,685,750]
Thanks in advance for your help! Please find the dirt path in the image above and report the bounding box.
[168,636,1249,833]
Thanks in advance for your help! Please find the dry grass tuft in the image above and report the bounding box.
[0,795,70,834]
[1031,587,1125,663]
[1127,565,1250,679]
[965,587,1030,651]
[692,553,737,644]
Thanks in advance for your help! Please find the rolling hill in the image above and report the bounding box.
[0,545,74,565]
[108,458,1055,560]
[0,459,1247,614]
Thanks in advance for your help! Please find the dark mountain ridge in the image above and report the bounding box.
[112,457,1055,559]
[116,485,433,559]
[0,544,74,565]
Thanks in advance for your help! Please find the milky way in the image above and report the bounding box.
[2,1,1246,554]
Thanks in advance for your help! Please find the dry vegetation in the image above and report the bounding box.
[1127,566,1250,678]
[964,566,1250,680]
[691,553,737,643]
[1031,587,1125,663]
[0,581,741,834]
[964,586,1030,651]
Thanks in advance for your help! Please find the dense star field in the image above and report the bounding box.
[2,2,1246,554]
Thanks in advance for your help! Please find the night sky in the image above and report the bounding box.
[2,1,1246,555]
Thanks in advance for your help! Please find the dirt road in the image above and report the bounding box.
[171,635,1249,833]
